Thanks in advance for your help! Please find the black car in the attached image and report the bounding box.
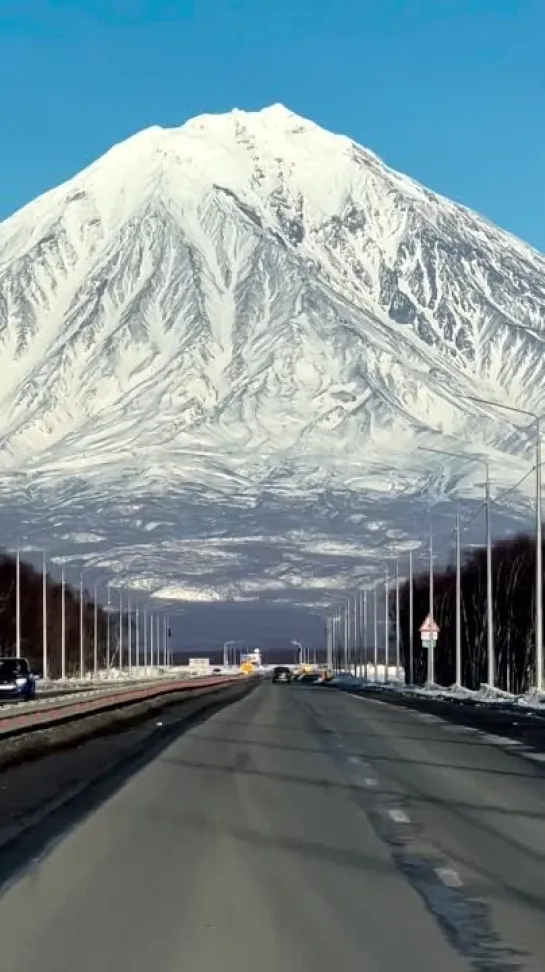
[0,657,37,701]
[272,666,292,683]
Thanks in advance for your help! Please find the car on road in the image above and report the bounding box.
[295,672,322,685]
[0,657,37,702]
[272,666,292,684]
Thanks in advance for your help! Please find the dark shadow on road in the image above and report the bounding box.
[0,688,252,896]
[190,732,545,779]
[160,754,545,824]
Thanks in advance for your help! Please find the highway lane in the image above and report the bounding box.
[1,685,544,970]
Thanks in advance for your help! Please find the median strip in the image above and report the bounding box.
[0,675,243,741]
[0,676,256,771]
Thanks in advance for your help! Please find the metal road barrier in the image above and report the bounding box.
[0,674,246,741]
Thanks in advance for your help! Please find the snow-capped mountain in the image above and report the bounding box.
[0,104,544,614]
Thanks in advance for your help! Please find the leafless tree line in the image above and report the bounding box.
[0,550,126,678]
[395,533,541,691]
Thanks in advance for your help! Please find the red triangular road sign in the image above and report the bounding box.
[419,613,439,634]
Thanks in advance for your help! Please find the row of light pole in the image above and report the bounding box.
[13,550,175,680]
[325,555,419,683]
[324,530,467,688]
[223,640,243,666]
[324,398,543,690]
[291,639,318,666]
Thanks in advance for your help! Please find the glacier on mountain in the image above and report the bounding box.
[0,103,544,625]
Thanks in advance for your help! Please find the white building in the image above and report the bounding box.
[188,657,211,673]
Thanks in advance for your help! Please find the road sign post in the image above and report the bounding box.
[419,614,439,684]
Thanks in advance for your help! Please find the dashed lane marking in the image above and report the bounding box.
[435,868,464,888]
[388,808,410,824]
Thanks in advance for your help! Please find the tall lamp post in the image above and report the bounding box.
[467,398,542,690]
[420,445,492,686]
[408,549,414,685]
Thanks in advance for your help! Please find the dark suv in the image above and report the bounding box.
[272,666,292,684]
[0,657,37,701]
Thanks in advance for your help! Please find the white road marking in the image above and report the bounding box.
[435,868,463,888]
[388,809,410,824]
[479,734,522,748]
[441,724,479,733]
[348,694,389,706]
[348,755,363,765]
[364,777,378,787]
[343,689,545,769]
[522,751,545,763]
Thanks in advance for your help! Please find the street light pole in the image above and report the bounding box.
[373,579,379,682]
[134,601,140,669]
[119,592,123,671]
[344,601,349,671]
[455,510,462,686]
[61,568,66,680]
[79,573,84,679]
[409,549,414,685]
[93,583,98,677]
[395,560,400,681]
[420,445,493,686]
[384,567,390,682]
[143,606,148,670]
[428,522,434,684]
[106,583,111,670]
[467,398,542,689]
[485,470,494,686]
[127,598,132,674]
[362,590,368,680]
[15,546,20,659]
[42,552,48,681]
[538,419,542,688]
[352,593,361,678]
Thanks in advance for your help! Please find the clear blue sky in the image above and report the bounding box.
[1,0,543,250]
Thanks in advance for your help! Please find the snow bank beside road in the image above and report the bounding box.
[330,674,545,712]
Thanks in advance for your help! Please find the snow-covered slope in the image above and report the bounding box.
[1,104,544,608]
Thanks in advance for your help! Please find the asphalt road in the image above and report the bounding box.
[1,683,545,971]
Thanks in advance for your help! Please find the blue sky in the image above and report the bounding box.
[0,0,543,250]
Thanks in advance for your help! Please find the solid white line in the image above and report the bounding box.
[479,734,522,748]
[388,809,410,824]
[348,694,389,706]
[435,868,463,888]
[440,723,479,732]
[522,751,545,763]
[344,690,545,769]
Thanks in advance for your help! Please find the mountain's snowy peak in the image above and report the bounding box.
[0,105,544,604]
[0,104,379,247]
[2,103,540,265]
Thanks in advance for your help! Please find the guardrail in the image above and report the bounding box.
[0,674,244,741]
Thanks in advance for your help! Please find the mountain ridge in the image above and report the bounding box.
[0,104,543,609]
